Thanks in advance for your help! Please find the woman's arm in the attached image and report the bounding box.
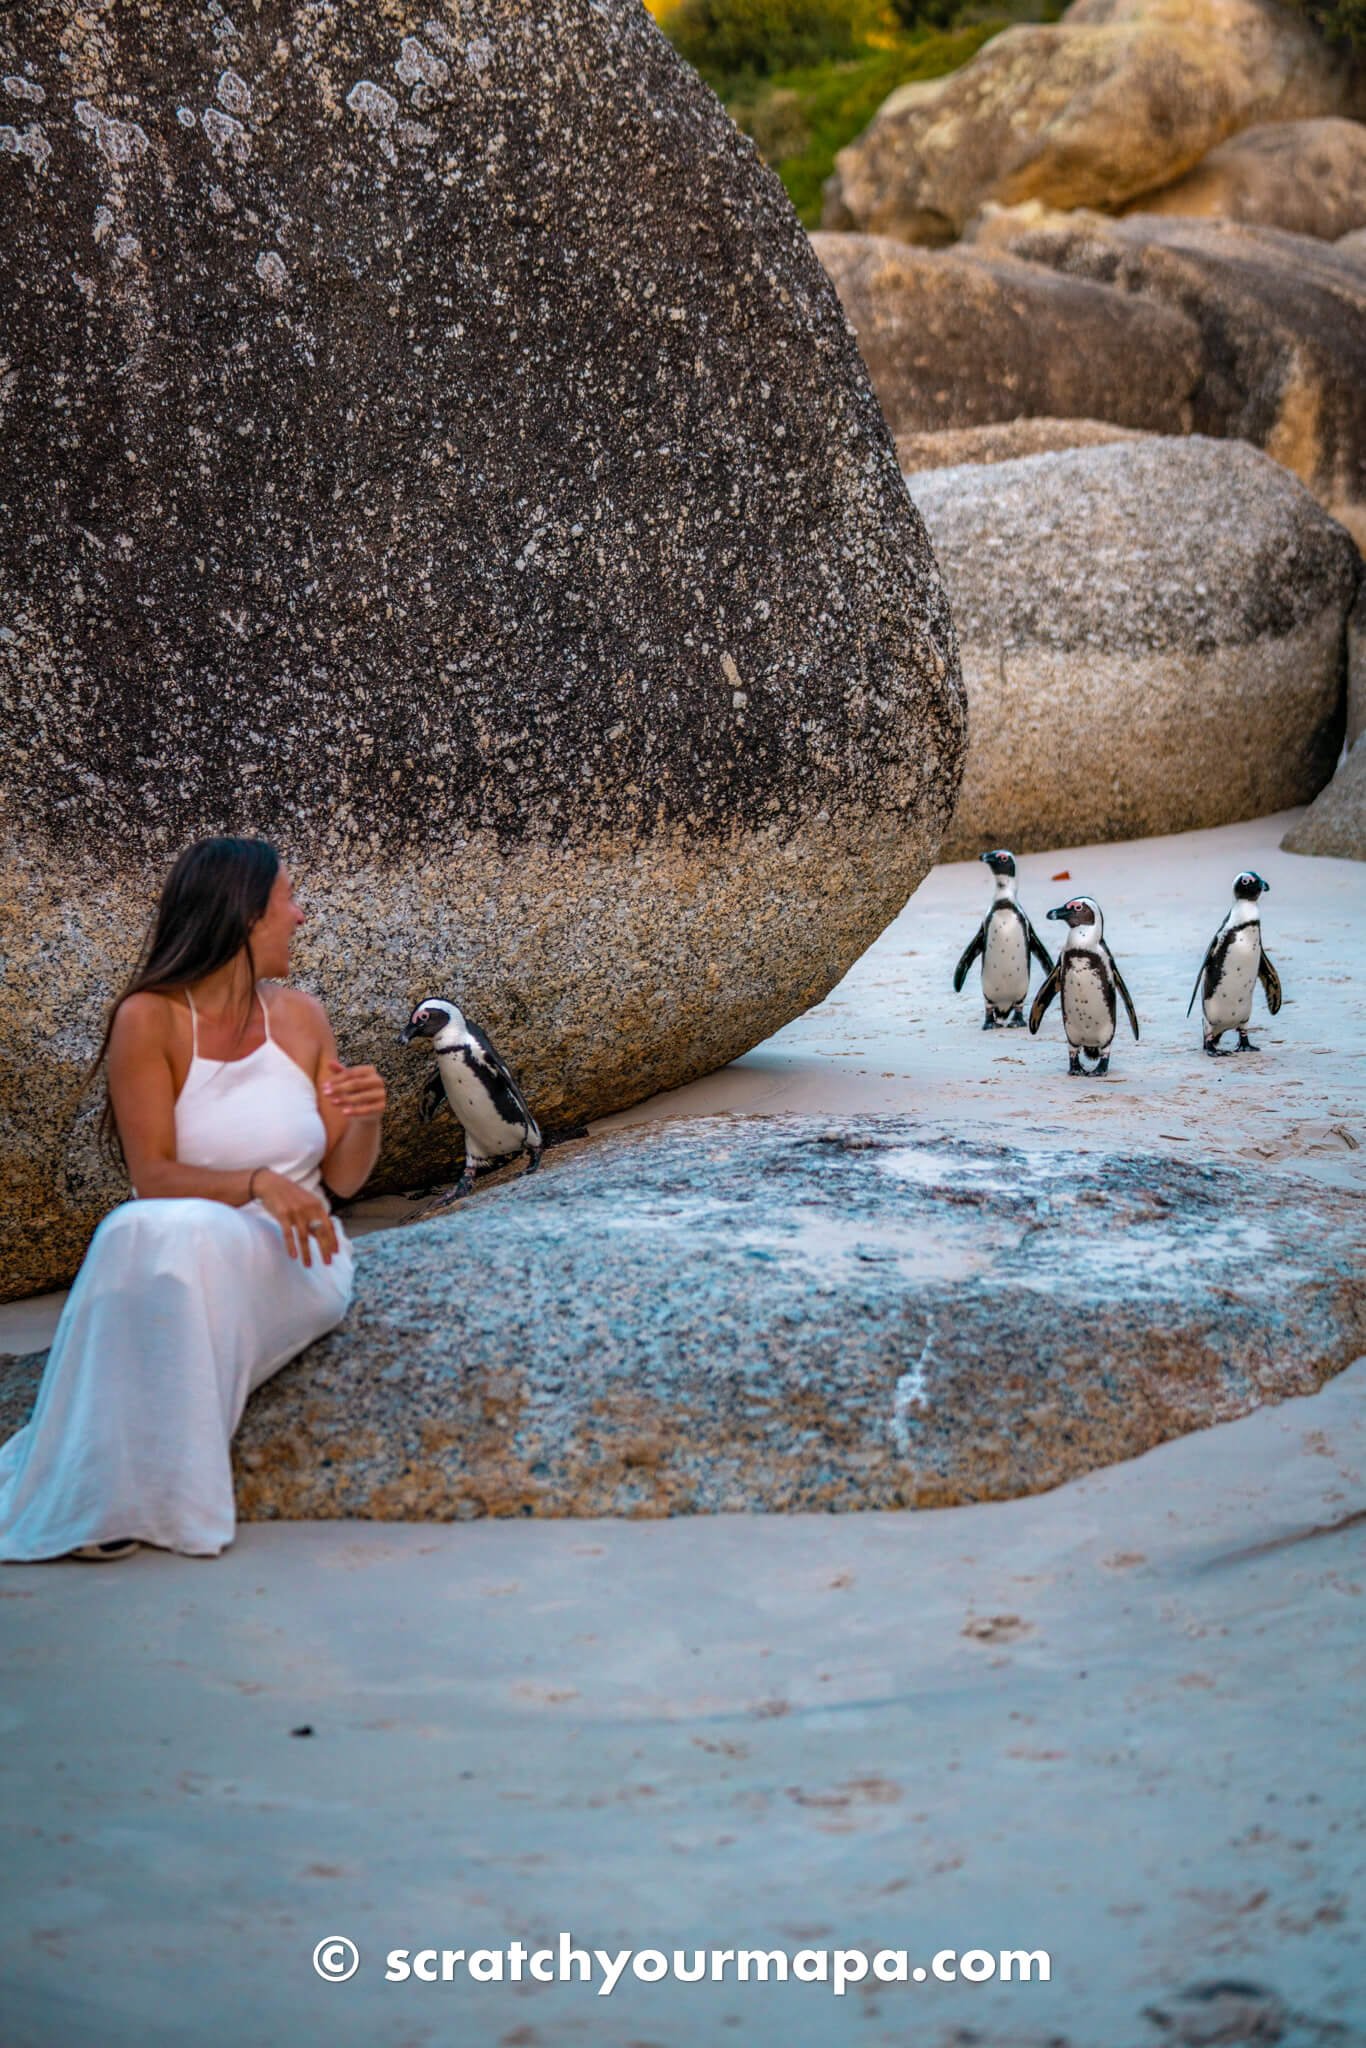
[305,999,387,1200]
[106,993,340,1266]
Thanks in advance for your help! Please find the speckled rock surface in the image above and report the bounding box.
[894,416,1147,473]
[820,0,1365,243]
[1351,581,1366,753]
[1133,118,1366,241]
[812,231,1200,440]
[4,1114,1360,1517]
[969,209,1366,547]
[1282,743,1366,863]
[908,437,1359,858]
[0,2,964,1302]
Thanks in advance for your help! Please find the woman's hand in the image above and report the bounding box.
[321,1058,387,1121]
[252,1168,339,1267]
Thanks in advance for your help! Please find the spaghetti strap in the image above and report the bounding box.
[185,986,200,1061]
[257,984,273,1045]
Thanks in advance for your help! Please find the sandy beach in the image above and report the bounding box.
[2,811,1363,2045]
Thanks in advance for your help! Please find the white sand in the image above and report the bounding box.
[3,812,1364,2047]
[4,1363,1364,2044]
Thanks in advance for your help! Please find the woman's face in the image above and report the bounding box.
[249,864,305,977]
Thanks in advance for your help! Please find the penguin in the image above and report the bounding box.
[1187,871,1282,1055]
[953,849,1055,1028]
[1029,896,1139,1075]
[399,997,542,1202]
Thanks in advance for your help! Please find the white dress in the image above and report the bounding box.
[0,987,354,1561]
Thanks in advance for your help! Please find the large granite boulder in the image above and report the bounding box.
[821,0,1365,244]
[1282,744,1366,862]
[895,417,1147,473]
[0,2,964,1302]
[5,1115,1361,1515]
[907,438,1359,858]
[1133,118,1366,241]
[971,209,1366,547]
[812,231,1200,439]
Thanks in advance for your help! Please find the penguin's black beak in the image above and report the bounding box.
[1046,905,1067,922]
[398,1024,417,1046]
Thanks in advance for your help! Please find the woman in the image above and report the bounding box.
[0,836,386,1563]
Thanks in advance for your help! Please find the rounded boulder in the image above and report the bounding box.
[0,2,964,1300]
[906,437,1358,859]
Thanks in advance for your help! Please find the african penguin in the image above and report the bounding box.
[1029,896,1140,1075]
[399,997,542,1203]
[1187,871,1282,1055]
[953,849,1055,1028]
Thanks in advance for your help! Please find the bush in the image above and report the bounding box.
[725,22,1002,221]
[663,0,861,83]
[886,0,959,26]
[1280,0,1366,46]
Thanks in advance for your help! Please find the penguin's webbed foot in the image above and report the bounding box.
[1204,1038,1227,1058]
[982,1011,997,1031]
[1237,1033,1260,1053]
[1008,1008,1026,1028]
[1067,1051,1084,1076]
[1093,1054,1110,1076]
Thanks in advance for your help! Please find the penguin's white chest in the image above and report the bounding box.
[438,1055,526,1156]
[1205,926,1260,1030]
[1061,955,1113,1048]
[981,910,1029,1008]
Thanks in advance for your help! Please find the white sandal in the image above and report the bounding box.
[68,1539,140,1561]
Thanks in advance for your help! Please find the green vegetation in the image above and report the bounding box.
[665,0,863,78]
[728,27,1003,221]
[656,0,1062,226]
[1279,0,1366,48]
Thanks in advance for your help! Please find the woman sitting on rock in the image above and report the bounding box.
[0,836,386,1564]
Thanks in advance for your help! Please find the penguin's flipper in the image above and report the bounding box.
[419,1069,449,1122]
[1187,913,1230,1017]
[952,922,986,994]
[1025,918,1055,977]
[1186,935,1219,1017]
[463,1021,536,1127]
[1258,948,1283,1015]
[1028,964,1061,1034]
[1109,952,1141,1041]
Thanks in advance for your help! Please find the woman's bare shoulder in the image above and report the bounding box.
[265,984,333,1037]
[109,989,181,1048]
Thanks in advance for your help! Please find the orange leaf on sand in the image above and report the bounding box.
[1052,871,1070,881]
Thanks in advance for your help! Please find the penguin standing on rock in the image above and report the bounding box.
[400,998,542,1203]
[1188,871,1282,1055]
[953,849,1055,1028]
[1029,896,1139,1076]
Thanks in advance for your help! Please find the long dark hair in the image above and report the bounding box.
[89,836,281,1162]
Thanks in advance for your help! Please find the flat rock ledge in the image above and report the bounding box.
[3,1116,1362,1518]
